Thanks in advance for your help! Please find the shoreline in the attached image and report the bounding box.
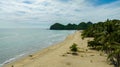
[3,31,114,67]
[2,35,68,66]
[1,30,74,67]
[3,31,75,67]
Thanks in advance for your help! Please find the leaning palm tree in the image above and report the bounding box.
[107,31,120,67]
[82,19,120,67]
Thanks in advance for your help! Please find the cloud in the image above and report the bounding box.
[0,0,120,28]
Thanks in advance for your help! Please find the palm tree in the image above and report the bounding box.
[82,19,120,67]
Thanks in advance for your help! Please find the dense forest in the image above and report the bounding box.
[50,22,93,30]
[82,19,120,67]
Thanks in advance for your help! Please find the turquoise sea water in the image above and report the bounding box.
[0,28,74,67]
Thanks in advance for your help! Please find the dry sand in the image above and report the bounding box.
[3,31,114,67]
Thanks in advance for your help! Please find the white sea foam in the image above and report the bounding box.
[2,53,25,66]
[0,29,74,67]
[48,34,63,38]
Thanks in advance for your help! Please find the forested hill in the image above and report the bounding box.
[50,22,93,30]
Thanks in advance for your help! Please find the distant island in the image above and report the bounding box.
[50,22,93,30]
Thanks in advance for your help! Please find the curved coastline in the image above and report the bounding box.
[3,31,113,67]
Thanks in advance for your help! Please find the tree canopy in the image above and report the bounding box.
[50,22,93,30]
[82,19,120,67]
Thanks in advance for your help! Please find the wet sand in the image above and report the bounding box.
[3,31,114,67]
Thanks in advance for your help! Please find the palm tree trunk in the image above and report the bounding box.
[116,54,120,67]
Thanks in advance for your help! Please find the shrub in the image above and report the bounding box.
[70,43,78,52]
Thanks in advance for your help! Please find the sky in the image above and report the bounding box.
[0,0,120,28]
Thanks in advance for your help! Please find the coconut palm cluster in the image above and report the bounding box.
[82,19,120,67]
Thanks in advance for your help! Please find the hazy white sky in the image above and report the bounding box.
[0,0,120,28]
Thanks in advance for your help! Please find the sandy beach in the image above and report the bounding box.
[3,31,114,67]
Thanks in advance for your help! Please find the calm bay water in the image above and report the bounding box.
[0,28,74,66]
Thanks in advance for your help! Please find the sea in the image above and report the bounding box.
[0,28,74,67]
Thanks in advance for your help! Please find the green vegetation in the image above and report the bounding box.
[50,22,93,30]
[82,19,120,67]
[29,55,33,57]
[70,43,78,55]
[50,23,65,30]
[70,43,78,52]
[11,65,14,67]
